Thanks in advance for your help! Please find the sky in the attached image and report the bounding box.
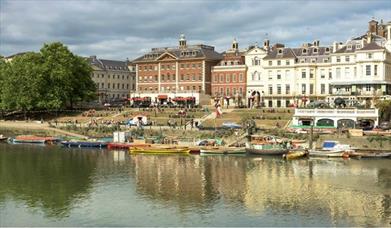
[1,0,390,60]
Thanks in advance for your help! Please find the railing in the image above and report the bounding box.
[295,108,378,117]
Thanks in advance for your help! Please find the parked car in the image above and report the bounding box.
[379,121,391,130]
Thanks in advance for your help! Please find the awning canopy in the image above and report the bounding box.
[158,95,168,99]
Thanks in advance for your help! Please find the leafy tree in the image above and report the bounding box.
[375,100,391,121]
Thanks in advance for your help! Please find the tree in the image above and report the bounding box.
[375,100,391,121]
[0,42,96,113]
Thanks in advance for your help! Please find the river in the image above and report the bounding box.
[0,143,390,226]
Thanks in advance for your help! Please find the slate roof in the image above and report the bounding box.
[358,42,384,51]
[334,41,384,54]
[88,56,129,71]
[132,44,222,63]
[264,46,331,60]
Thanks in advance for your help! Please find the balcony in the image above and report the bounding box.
[294,108,378,118]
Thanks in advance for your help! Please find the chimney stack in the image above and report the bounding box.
[332,42,339,52]
[263,39,270,51]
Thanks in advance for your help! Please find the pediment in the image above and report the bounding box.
[157,52,177,61]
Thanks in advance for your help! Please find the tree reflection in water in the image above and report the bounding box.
[0,144,98,218]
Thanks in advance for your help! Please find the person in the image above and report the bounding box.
[190,119,194,130]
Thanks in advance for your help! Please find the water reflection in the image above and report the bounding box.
[130,155,391,226]
[0,144,98,218]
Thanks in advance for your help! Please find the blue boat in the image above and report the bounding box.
[61,141,108,148]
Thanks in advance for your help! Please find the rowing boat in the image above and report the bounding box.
[61,141,108,148]
[130,146,190,154]
[283,149,308,159]
[200,147,245,155]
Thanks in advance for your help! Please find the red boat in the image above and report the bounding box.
[107,142,151,150]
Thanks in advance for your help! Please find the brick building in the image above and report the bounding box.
[211,39,247,107]
[132,35,222,105]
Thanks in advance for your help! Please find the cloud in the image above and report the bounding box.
[0,0,390,60]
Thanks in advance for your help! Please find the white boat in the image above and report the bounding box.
[309,141,353,158]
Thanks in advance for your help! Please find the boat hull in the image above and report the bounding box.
[284,150,308,159]
[61,141,108,148]
[200,147,245,155]
[349,152,391,158]
[246,148,289,156]
[309,150,349,158]
[107,143,151,150]
[130,147,190,154]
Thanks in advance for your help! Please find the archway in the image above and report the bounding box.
[337,119,355,129]
[316,118,334,127]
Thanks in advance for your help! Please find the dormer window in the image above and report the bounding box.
[325,47,330,53]
[278,49,283,54]
[302,49,307,54]
[347,45,352,50]
[300,59,305,63]
[311,59,316,63]
[356,44,361,49]
[313,48,318,53]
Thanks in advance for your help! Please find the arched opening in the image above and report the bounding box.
[298,118,313,126]
[316,118,334,127]
[356,119,375,130]
[337,119,355,129]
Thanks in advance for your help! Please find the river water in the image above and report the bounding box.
[0,143,390,226]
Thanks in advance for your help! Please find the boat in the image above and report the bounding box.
[0,134,8,142]
[283,149,309,159]
[61,141,108,148]
[10,135,58,144]
[130,146,190,154]
[245,135,289,156]
[349,151,391,159]
[107,142,151,150]
[200,146,245,155]
[309,141,353,158]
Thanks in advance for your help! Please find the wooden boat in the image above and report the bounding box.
[107,142,151,150]
[0,135,8,142]
[246,135,288,156]
[130,146,190,154]
[349,151,391,159]
[200,147,245,155]
[283,149,309,159]
[10,135,58,144]
[61,141,108,148]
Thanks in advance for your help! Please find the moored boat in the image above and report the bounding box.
[107,142,151,150]
[0,134,8,142]
[130,146,190,154]
[200,146,245,155]
[349,151,391,159]
[309,141,353,158]
[283,149,309,159]
[246,135,289,156]
[61,141,108,148]
[10,135,58,144]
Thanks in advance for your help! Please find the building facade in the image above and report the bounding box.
[88,56,136,103]
[211,39,247,107]
[132,35,222,105]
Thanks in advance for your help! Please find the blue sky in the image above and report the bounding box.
[1,0,390,60]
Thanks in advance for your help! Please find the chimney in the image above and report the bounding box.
[313,40,320,47]
[368,18,378,34]
[367,31,373,43]
[263,39,270,50]
[332,41,338,52]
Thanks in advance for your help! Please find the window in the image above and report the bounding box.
[192,64,196,68]
[374,65,378,76]
[161,65,165,70]
[268,61,272,66]
[313,48,318,53]
[239,87,243,94]
[192,75,196,81]
[277,71,281,79]
[278,49,283,54]
[268,85,273,95]
[321,84,325,94]
[180,64,184,68]
[268,100,273,107]
[329,72,332,79]
[220,74,224,82]
[277,60,281,66]
[285,84,290,94]
[302,49,307,54]
[122,84,124,89]
[367,53,372,59]
[301,70,306,79]
[232,74,237,82]
[345,67,350,78]
[226,74,230,82]
[239,73,243,82]
[286,60,290,65]
[276,100,281,107]
[108,83,110,89]
[336,57,341,63]
[161,75,165,81]
[325,47,330,52]
[321,69,325,79]
[181,74,184,81]
[365,85,371,91]
[277,84,281,94]
[220,87,224,95]
[214,74,218,82]
[310,70,314,78]
[268,71,272,80]
[101,83,104,88]
[354,67,357,78]
[301,84,306,94]
[366,65,371,76]
[310,84,314,94]
[336,68,341,79]
[226,88,230,96]
[345,56,350,62]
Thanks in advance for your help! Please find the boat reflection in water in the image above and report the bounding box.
[0,143,389,226]
[129,155,390,226]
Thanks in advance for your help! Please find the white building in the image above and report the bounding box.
[244,41,269,107]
